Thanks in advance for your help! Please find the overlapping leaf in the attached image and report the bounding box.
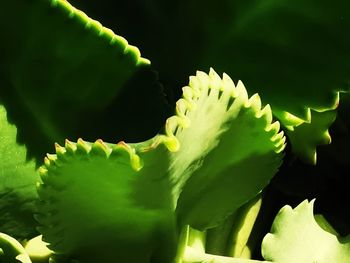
[0,0,168,161]
[36,138,176,262]
[262,200,350,263]
[34,68,286,260]
[70,0,350,162]
[0,105,40,239]
[167,69,285,229]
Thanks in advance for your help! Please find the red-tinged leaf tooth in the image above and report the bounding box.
[109,144,131,160]
[75,138,91,155]
[64,139,76,155]
[117,141,128,148]
[55,143,66,160]
[116,141,136,156]
[90,139,110,157]
[112,141,143,171]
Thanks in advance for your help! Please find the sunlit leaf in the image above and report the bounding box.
[167,69,285,229]
[0,232,32,263]
[262,200,350,263]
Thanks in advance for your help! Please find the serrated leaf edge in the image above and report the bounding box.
[50,0,150,66]
[163,68,286,154]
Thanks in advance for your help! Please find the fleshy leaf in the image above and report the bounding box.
[286,110,337,164]
[0,232,32,263]
[0,105,40,239]
[0,0,168,160]
[73,0,350,162]
[24,235,52,262]
[262,199,350,263]
[36,138,176,262]
[167,69,285,229]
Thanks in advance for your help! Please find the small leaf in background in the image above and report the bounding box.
[0,105,40,240]
[262,199,350,263]
[286,110,337,164]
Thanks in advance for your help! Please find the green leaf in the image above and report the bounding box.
[76,0,350,162]
[185,0,349,163]
[0,232,32,263]
[0,0,168,160]
[36,138,176,263]
[286,110,337,164]
[168,69,285,230]
[262,199,350,263]
[0,105,40,239]
[24,235,52,263]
